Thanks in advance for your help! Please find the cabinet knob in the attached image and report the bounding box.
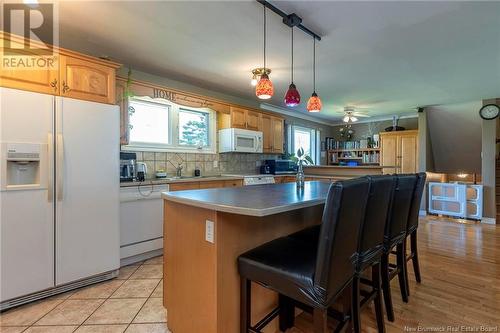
[50,79,58,91]
[62,81,70,93]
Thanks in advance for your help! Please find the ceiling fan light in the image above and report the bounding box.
[343,116,350,123]
[306,92,322,113]
[284,83,301,107]
[256,73,274,100]
[351,116,358,122]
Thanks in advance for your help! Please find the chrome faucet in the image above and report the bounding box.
[175,163,183,178]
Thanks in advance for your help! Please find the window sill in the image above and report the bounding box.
[121,145,217,154]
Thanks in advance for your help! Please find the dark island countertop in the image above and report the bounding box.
[161,181,331,217]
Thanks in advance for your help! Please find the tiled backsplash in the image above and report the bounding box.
[129,151,280,178]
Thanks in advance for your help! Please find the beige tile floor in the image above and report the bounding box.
[0,256,168,333]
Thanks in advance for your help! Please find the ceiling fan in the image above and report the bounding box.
[335,106,371,123]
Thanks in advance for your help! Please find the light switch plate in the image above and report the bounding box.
[205,220,215,243]
[213,160,218,168]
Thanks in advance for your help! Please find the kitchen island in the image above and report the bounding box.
[162,181,331,333]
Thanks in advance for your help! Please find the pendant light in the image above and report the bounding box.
[284,27,300,107]
[256,5,274,99]
[306,37,322,112]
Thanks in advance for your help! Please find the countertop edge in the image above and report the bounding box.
[161,192,326,217]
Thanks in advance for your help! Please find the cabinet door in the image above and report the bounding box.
[230,107,247,129]
[199,181,225,189]
[260,114,273,153]
[271,117,284,153]
[381,134,398,174]
[0,37,58,95]
[59,55,116,104]
[169,182,200,191]
[246,110,261,131]
[224,180,243,187]
[399,134,418,173]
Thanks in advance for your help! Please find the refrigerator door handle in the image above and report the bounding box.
[48,133,53,202]
[57,133,64,201]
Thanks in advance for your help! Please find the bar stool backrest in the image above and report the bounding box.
[357,175,397,268]
[384,174,417,248]
[314,177,370,305]
[406,172,427,233]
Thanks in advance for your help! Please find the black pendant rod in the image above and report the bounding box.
[256,0,321,41]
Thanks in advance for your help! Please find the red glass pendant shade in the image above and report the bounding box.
[284,83,301,107]
[307,92,322,113]
[255,73,274,100]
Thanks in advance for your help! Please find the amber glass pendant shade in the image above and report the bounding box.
[284,83,300,107]
[255,73,274,100]
[307,92,322,113]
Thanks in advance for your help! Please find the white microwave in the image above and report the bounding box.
[218,128,263,153]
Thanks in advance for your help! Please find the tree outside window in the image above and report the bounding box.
[179,109,209,147]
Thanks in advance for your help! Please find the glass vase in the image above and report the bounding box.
[296,163,305,189]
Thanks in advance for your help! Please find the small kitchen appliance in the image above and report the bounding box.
[120,152,136,182]
[136,162,147,182]
[218,128,263,153]
[263,159,298,174]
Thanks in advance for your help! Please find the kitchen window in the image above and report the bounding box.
[125,97,216,153]
[288,125,320,164]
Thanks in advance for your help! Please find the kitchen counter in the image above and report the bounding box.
[162,180,330,217]
[163,180,326,333]
[304,164,389,177]
[119,175,245,187]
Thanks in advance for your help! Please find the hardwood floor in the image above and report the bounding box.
[293,216,500,332]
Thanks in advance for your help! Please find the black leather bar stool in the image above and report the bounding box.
[381,174,417,322]
[238,178,370,333]
[403,172,427,293]
[351,175,396,333]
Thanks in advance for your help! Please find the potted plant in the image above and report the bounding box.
[290,147,314,188]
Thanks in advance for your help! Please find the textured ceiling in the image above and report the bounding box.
[57,1,500,121]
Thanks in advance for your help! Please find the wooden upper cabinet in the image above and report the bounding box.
[261,114,273,152]
[260,114,284,153]
[246,110,261,131]
[380,130,418,174]
[271,117,284,153]
[228,107,261,130]
[0,33,120,103]
[0,37,58,95]
[59,55,116,104]
[230,107,247,129]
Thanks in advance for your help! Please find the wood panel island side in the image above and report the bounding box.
[162,181,331,333]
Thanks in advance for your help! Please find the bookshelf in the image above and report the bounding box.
[327,148,381,165]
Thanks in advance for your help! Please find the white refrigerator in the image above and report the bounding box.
[0,87,120,308]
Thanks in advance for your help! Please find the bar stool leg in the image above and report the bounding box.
[240,277,251,333]
[313,308,328,333]
[381,253,395,322]
[352,275,361,333]
[372,262,386,333]
[411,230,422,283]
[396,243,409,303]
[279,294,294,331]
[403,240,410,297]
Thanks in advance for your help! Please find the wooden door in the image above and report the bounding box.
[0,37,58,95]
[381,134,398,174]
[246,110,261,131]
[169,182,200,191]
[260,114,273,153]
[271,117,284,153]
[224,180,243,187]
[199,181,225,189]
[399,134,418,173]
[230,107,247,129]
[59,55,116,104]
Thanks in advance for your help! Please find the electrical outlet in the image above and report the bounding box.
[205,220,215,243]
[213,160,218,168]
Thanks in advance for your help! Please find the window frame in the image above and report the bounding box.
[288,124,320,165]
[123,96,217,154]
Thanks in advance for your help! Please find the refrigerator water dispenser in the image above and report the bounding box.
[4,143,42,187]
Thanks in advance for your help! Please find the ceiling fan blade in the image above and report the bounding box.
[353,113,370,117]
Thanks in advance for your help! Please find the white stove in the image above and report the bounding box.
[242,175,276,186]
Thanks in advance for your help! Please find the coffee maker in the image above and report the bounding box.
[120,152,136,182]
